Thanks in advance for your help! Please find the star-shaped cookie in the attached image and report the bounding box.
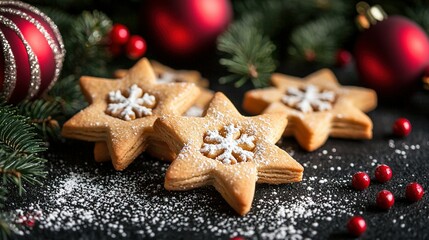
[154,92,303,215]
[93,60,214,163]
[61,58,200,170]
[243,69,377,151]
[114,60,213,117]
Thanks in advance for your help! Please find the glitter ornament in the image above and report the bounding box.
[374,164,392,183]
[406,182,424,202]
[347,216,367,237]
[354,3,429,99]
[376,190,395,210]
[0,1,65,103]
[352,172,370,191]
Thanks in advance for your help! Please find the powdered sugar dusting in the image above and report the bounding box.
[7,151,360,239]
[282,85,335,113]
[106,84,156,120]
[200,124,255,165]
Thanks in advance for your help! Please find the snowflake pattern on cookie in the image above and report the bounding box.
[106,84,156,121]
[282,85,335,113]
[200,124,256,165]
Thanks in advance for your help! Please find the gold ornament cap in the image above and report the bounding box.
[356,2,388,30]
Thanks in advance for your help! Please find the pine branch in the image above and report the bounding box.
[0,106,46,155]
[0,151,47,192]
[17,100,62,141]
[288,16,351,65]
[0,106,47,191]
[0,216,11,240]
[0,187,5,209]
[47,75,86,117]
[218,18,277,88]
[234,0,351,36]
[64,10,112,77]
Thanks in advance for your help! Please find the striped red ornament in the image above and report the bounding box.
[0,1,65,103]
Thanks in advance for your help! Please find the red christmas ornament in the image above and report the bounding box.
[126,35,147,60]
[142,0,232,57]
[392,117,412,137]
[0,1,65,103]
[374,164,392,183]
[376,190,395,210]
[347,216,367,237]
[352,172,370,191]
[109,23,130,45]
[406,182,424,202]
[354,5,429,99]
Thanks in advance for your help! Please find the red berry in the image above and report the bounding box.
[230,237,245,240]
[352,172,370,191]
[126,35,147,59]
[25,218,35,228]
[406,182,424,202]
[336,49,352,67]
[376,190,395,210]
[109,23,130,45]
[392,118,412,137]
[374,164,392,183]
[347,216,367,237]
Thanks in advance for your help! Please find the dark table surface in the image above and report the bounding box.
[4,60,429,240]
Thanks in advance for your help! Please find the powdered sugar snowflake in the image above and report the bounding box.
[282,85,336,113]
[106,84,156,121]
[200,124,256,165]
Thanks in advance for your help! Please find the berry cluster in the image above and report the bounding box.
[348,164,424,236]
[108,23,147,60]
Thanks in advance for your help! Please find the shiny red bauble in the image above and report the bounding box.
[347,216,367,237]
[376,190,395,210]
[374,164,393,183]
[141,0,232,57]
[352,172,371,191]
[406,182,424,202]
[355,16,429,99]
[126,35,147,60]
[392,118,412,137]
[109,23,130,45]
[0,1,65,103]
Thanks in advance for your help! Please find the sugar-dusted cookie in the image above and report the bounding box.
[93,61,214,163]
[114,60,209,88]
[154,92,303,215]
[243,69,377,151]
[61,58,200,170]
[115,60,213,117]
[93,136,176,163]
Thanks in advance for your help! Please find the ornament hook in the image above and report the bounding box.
[355,2,387,30]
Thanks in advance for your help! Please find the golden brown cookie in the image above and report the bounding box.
[61,58,200,170]
[93,137,176,163]
[154,92,303,216]
[94,61,214,163]
[114,60,209,87]
[115,60,213,117]
[243,69,377,151]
